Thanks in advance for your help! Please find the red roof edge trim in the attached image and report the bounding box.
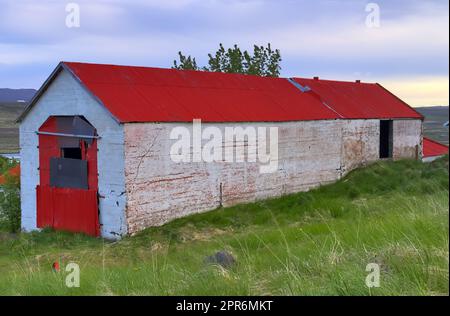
[423,137,449,158]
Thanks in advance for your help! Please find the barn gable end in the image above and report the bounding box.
[19,68,127,239]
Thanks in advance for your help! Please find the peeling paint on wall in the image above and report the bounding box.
[123,119,422,235]
[341,120,380,173]
[393,120,423,160]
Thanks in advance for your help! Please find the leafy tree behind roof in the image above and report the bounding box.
[173,43,282,77]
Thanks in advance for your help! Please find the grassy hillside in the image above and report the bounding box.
[0,89,35,103]
[0,157,448,295]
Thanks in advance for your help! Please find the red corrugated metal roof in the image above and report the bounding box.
[63,62,339,123]
[292,78,423,120]
[423,137,448,158]
[18,62,424,123]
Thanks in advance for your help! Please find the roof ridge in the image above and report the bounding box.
[63,61,290,81]
[292,76,378,85]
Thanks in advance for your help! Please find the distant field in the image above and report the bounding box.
[0,102,26,154]
[416,106,449,145]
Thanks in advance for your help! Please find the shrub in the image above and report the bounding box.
[0,156,18,174]
[0,168,21,233]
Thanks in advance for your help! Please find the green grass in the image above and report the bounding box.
[0,157,448,295]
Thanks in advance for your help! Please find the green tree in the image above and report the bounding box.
[172,51,199,70]
[172,43,282,77]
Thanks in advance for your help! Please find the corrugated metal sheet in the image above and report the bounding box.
[37,185,100,237]
[423,137,448,157]
[63,62,341,123]
[292,78,423,120]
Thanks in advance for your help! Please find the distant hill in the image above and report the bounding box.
[415,106,449,145]
[0,102,27,153]
[0,88,36,103]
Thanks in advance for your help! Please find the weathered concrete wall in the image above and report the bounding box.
[123,120,377,234]
[393,119,423,160]
[123,118,422,234]
[341,119,423,169]
[19,69,127,239]
[341,119,380,173]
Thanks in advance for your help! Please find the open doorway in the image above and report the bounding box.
[379,120,393,158]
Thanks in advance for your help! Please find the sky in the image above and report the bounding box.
[0,0,448,106]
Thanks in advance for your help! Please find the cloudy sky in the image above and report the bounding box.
[0,0,448,106]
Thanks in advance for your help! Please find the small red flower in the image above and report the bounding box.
[52,261,60,272]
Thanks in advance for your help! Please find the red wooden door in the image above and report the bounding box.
[36,116,100,237]
[37,186,99,236]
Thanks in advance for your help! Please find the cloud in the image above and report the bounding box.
[1,0,447,65]
[0,0,448,106]
[0,34,203,66]
[381,76,449,106]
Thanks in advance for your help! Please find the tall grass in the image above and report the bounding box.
[0,157,448,295]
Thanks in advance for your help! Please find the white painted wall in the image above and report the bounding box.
[19,69,127,239]
[422,155,445,163]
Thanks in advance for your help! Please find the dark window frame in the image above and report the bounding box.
[61,146,82,160]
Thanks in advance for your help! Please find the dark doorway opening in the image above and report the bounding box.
[61,147,82,160]
[380,120,393,158]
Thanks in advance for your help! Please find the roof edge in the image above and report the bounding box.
[16,62,64,123]
[61,62,121,124]
[292,76,378,85]
[423,136,449,158]
[16,62,121,125]
[375,83,425,120]
[423,136,449,148]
